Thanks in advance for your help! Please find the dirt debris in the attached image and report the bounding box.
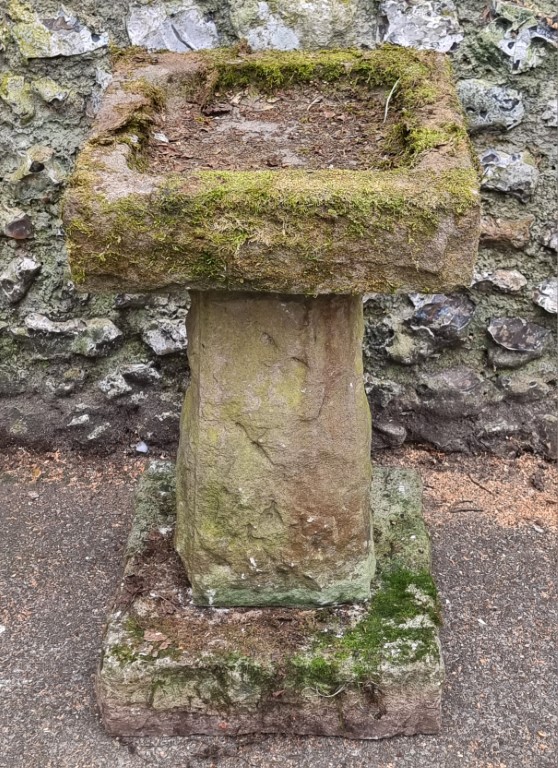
[383,447,557,530]
[147,80,402,174]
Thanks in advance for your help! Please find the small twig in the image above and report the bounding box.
[306,95,322,112]
[383,78,400,123]
[313,684,347,698]
[467,474,495,496]
[450,505,483,514]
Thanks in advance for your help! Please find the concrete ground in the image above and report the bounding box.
[0,447,556,768]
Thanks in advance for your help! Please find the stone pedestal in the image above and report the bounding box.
[96,463,444,740]
[175,292,374,607]
[62,47,483,739]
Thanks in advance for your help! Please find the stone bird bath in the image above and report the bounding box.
[63,46,480,738]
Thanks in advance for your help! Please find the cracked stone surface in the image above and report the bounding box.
[457,79,524,132]
[175,291,374,607]
[9,5,109,58]
[480,149,540,202]
[229,0,377,50]
[533,278,557,315]
[481,0,558,73]
[126,2,220,52]
[378,0,463,52]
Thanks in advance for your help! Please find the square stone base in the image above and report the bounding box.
[97,464,444,739]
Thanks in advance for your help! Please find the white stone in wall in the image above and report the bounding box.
[142,319,187,355]
[541,99,557,128]
[480,149,540,203]
[472,269,527,294]
[229,1,376,51]
[10,7,108,58]
[378,0,463,53]
[533,278,557,315]
[482,1,558,73]
[127,2,219,51]
[0,256,41,304]
[242,2,300,50]
[457,79,524,132]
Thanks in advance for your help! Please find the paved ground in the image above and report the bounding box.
[0,447,556,768]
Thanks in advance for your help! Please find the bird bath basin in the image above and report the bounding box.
[63,45,479,739]
[64,46,479,295]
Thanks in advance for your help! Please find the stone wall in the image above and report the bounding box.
[0,0,556,457]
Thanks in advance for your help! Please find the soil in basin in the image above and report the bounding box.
[146,80,404,173]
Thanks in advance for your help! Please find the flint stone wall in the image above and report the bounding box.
[0,0,556,457]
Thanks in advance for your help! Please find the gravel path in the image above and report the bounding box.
[0,448,556,768]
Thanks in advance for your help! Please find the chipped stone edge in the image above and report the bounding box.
[95,463,444,739]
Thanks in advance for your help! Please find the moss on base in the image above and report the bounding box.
[97,466,444,738]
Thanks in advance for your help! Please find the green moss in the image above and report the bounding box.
[287,567,441,693]
[110,644,139,665]
[124,615,145,641]
[126,461,176,558]
[197,45,440,107]
[109,44,157,67]
[289,654,347,696]
[123,78,166,110]
[7,0,34,23]
[67,164,477,294]
[0,73,34,122]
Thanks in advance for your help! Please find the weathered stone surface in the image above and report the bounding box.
[31,76,69,104]
[127,2,220,51]
[480,149,540,202]
[408,293,475,343]
[472,268,527,294]
[97,463,443,739]
[417,367,503,418]
[541,98,557,127]
[378,0,462,52]
[0,255,41,303]
[142,319,187,356]
[374,419,407,446]
[533,278,557,314]
[487,317,552,368]
[497,364,556,403]
[385,326,435,365]
[98,372,133,400]
[63,47,480,296]
[480,215,533,250]
[0,74,34,122]
[8,145,66,204]
[541,226,558,253]
[176,292,374,606]
[22,313,122,358]
[23,312,79,336]
[121,362,162,385]
[8,5,108,58]
[70,318,123,358]
[229,0,376,50]
[457,79,524,132]
[480,1,558,73]
[1,207,33,240]
[487,316,551,353]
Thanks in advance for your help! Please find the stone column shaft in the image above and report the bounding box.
[175,291,374,606]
